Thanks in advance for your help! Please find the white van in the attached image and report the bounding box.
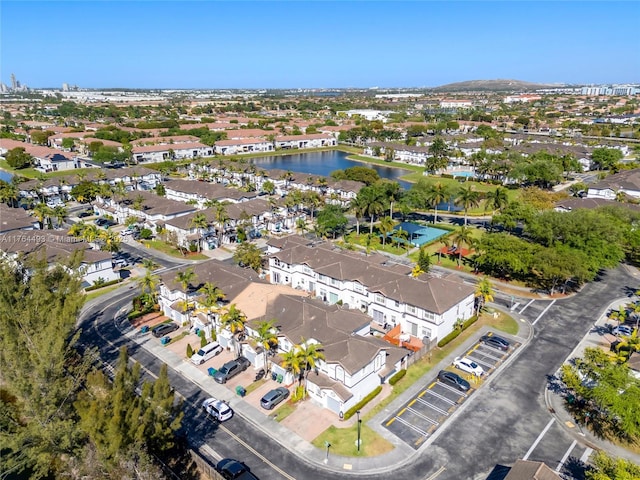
[191,342,223,365]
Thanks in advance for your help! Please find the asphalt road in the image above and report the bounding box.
[78,264,638,480]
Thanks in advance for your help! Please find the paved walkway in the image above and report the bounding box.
[545,296,640,465]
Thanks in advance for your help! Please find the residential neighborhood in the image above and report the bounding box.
[1,2,639,479]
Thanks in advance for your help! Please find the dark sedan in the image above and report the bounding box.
[479,333,510,351]
[437,370,471,392]
[260,387,290,410]
[151,323,179,338]
[216,458,259,480]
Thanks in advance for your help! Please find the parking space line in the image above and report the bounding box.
[386,417,396,427]
[424,466,446,480]
[466,355,494,369]
[580,447,593,463]
[423,389,456,405]
[474,347,504,361]
[435,382,468,397]
[555,440,577,472]
[532,299,556,326]
[428,382,436,389]
[523,418,555,460]
[394,415,430,436]
[519,299,535,314]
[416,398,449,416]
[406,407,439,425]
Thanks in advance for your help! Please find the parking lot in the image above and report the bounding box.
[384,333,520,449]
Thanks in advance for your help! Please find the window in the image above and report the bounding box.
[330,277,339,287]
[372,310,384,324]
[354,283,363,293]
[273,258,281,267]
[303,266,312,274]
[395,300,400,307]
[375,294,385,305]
[406,305,416,315]
[424,311,435,321]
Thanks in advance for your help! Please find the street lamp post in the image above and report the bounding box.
[324,441,331,464]
[356,409,362,452]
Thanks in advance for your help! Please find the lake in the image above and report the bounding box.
[247,150,413,189]
[0,169,13,183]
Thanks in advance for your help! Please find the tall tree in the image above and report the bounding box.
[220,304,247,358]
[426,182,450,224]
[455,184,481,226]
[378,216,395,246]
[190,212,209,253]
[475,277,494,313]
[233,242,263,272]
[452,226,473,266]
[175,267,196,294]
[254,320,278,373]
[298,340,325,391]
[484,186,509,215]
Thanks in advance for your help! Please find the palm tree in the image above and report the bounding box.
[455,185,481,226]
[254,320,278,373]
[33,203,53,229]
[52,205,68,228]
[213,202,229,245]
[190,212,209,252]
[0,182,19,207]
[394,227,409,250]
[175,267,196,294]
[99,229,121,253]
[426,137,450,174]
[484,187,509,215]
[198,281,226,332]
[220,304,247,358]
[438,235,451,263]
[359,188,385,234]
[138,269,160,305]
[349,194,368,236]
[281,347,304,386]
[81,223,100,245]
[141,258,158,271]
[298,340,325,391]
[475,277,494,313]
[452,226,473,267]
[426,182,449,224]
[378,216,395,246]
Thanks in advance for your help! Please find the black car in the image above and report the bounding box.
[437,370,471,392]
[78,210,93,218]
[479,333,510,351]
[260,387,290,410]
[213,357,251,384]
[216,458,259,480]
[151,323,179,338]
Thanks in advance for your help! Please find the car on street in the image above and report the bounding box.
[260,387,290,410]
[437,370,471,392]
[213,357,251,384]
[202,397,233,422]
[453,356,485,376]
[612,325,634,336]
[151,322,179,338]
[479,333,510,351]
[215,458,259,480]
[78,209,93,218]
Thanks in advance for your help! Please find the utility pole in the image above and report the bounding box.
[324,441,331,464]
[356,410,362,452]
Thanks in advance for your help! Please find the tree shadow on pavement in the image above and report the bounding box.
[562,456,588,480]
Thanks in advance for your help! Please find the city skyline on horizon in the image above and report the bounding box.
[1,1,639,90]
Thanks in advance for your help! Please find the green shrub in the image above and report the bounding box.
[210,331,217,342]
[463,315,478,329]
[186,344,194,358]
[291,385,305,403]
[343,386,382,420]
[438,329,461,348]
[199,330,207,348]
[389,369,406,385]
[85,278,122,292]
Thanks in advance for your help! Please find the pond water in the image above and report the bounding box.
[0,169,13,183]
[247,150,413,189]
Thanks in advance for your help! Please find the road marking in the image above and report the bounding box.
[424,466,446,480]
[394,415,430,436]
[423,389,456,405]
[532,299,557,326]
[510,302,520,311]
[519,299,535,314]
[407,406,440,425]
[219,424,297,480]
[416,397,449,416]
[434,381,468,397]
[580,447,593,463]
[386,417,396,426]
[523,418,555,460]
[555,440,577,472]
[200,444,222,463]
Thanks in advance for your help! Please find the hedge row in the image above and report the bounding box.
[127,307,160,321]
[389,369,406,386]
[85,278,122,292]
[437,315,479,348]
[343,386,382,420]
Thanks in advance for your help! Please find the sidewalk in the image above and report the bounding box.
[121,306,534,474]
[545,296,640,465]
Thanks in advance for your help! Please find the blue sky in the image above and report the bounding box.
[1,1,638,89]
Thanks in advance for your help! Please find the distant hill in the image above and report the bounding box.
[432,79,562,92]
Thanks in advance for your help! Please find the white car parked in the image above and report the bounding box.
[202,397,233,422]
[453,356,485,376]
[612,325,634,337]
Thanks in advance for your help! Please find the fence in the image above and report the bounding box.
[189,449,224,480]
[405,337,438,367]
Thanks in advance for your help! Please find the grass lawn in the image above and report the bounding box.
[346,154,424,173]
[84,283,125,302]
[312,311,519,456]
[312,423,394,458]
[0,160,96,180]
[141,240,209,260]
[244,379,267,396]
[269,401,296,423]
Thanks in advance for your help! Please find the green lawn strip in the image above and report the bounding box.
[0,160,96,180]
[84,283,125,302]
[243,379,267,396]
[269,401,296,422]
[346,154,424,173]
[141,240,208,260]
[168,331,188,345]
[311,423,394,458]
[312,312,519,456]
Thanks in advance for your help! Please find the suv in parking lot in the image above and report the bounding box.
[213,357,251,384]
[260,387,289,410]
[437,370,471,392]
